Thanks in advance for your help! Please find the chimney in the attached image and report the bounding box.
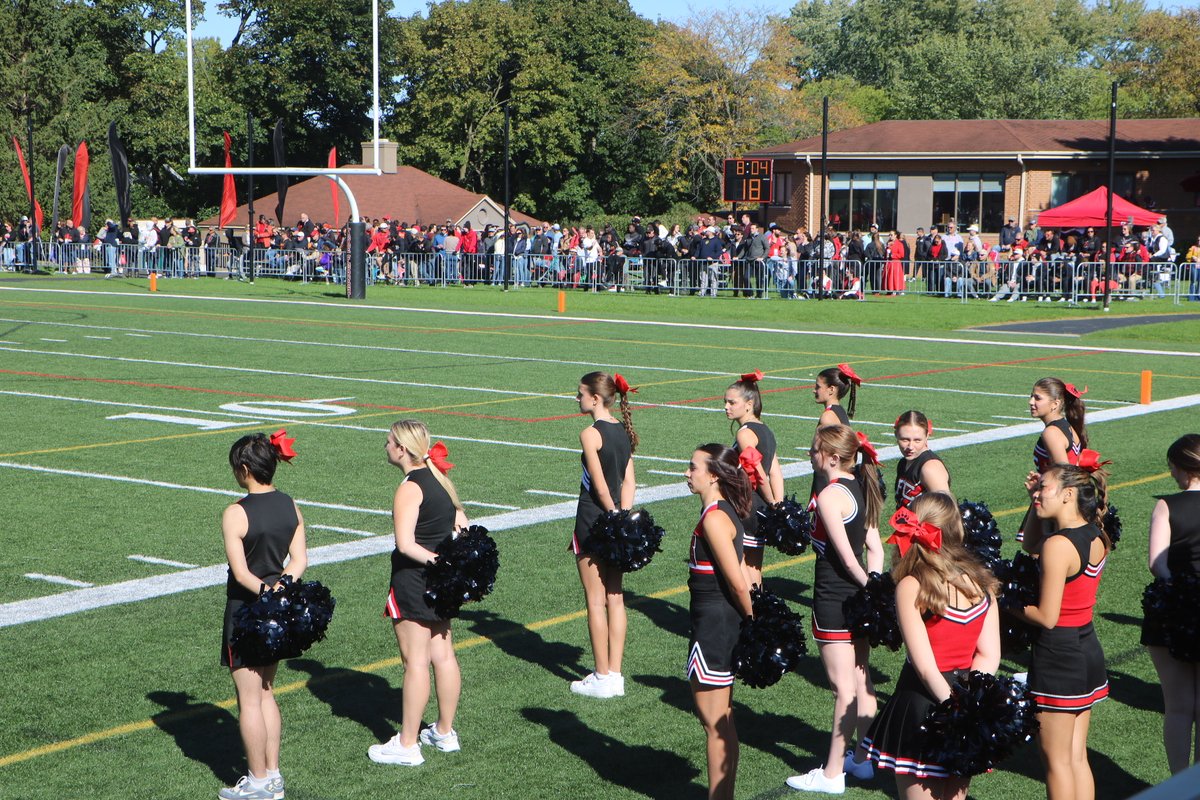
[360,139,398,173]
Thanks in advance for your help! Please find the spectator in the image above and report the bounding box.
[442,225,461,284]
[999,217,1021,252]
[989,248,1025,302]
[968,250,998,297]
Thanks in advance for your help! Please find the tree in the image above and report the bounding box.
[1111,9,1200,117]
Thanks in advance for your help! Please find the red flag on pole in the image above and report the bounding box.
[72,141,90,227]
[328,147,339,226]
[13,136,44,230]
[219,131,237,228]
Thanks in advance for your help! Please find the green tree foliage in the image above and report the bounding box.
[1112,8,1200,117]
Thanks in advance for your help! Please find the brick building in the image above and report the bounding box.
[745,119,1200,241]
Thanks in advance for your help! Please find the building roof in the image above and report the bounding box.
[199,165,544,229]
[747,119,1200,159]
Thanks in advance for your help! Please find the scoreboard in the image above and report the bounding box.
[722,158,773,203]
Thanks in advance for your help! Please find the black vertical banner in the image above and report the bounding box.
[272,119,287,226]
[52,145,70,233]
[108,123,132,225]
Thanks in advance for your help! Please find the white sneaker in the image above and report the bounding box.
[218,776,275,800]
[265,776,284,800]
[785,768,846,794]
[368,734,424,766]
[570,672,620,698]
[419,722,461,752]
[1013,671,1028,685]
[843,750,873,780]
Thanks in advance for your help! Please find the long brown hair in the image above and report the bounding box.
[696,443,753,520]
[581,371,639,452]
[1034,377,1088,449]
[813,424,883,529]
[1045,463,1111,550]
[891,492,999,617]
[1167,433,1200,482]
[818,366,858,418]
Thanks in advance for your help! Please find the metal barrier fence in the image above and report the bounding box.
[4,241,1198,303]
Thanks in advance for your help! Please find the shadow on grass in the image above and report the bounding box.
[998,729,1152,798]
[1106,669,1162,714]
[521,706,703,797]
[759,575,812,609]
[458,608,587,682]
[146,690,242,784]
[288,659,403,741]
[1100,611,1143,628]
[627,591,690,640]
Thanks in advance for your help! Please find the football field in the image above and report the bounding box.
[1,277,1197,799]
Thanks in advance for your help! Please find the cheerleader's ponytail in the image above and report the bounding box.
[613,372,640,454]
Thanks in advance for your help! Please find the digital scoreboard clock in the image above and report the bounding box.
[722,159,773,203]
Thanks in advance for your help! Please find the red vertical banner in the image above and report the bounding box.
[328,147,339,226]
[12,136,44,229]
[72,141,90,226]
[219,131,237,228]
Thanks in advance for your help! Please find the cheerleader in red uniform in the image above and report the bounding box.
[810,364,861,502]
[1017,460,1111,800]
[686,444,754,800]
[1143,434,1200,774]
[893,410,951,510]
[725,370,784,587]
[570,372,638,699]
[1020,378,1087,544]
[788,424,884,794]
[861,492,1001,800]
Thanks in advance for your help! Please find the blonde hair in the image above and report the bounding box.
[891,492,999,617]
[390,419,463,511]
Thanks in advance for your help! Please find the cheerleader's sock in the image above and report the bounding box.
[266,770,281,780]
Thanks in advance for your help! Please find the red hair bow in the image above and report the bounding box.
[887,507,943,556]
[837,363,862,386]
[738,446,763,489]
[740,369,764,383]
[1064,383,1088,399]
[426,441,455,473]
[269,429,297,462]
[613,373,638,395]
[856,431,879,465]
[1069,449,1111,473]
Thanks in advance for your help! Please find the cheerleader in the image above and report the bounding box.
[1020,377,1087,545]
[570,371,638,699]
[725,370,784,587]
[810,364,861,501]
[369,420,469,767]
[861,493,1001,800]
[1143,434,1200,774]
[788,424,884,794]
[1017,461,1111,800]
[893,410,951,510]
[685,444,754,800]
[219,431,307,800]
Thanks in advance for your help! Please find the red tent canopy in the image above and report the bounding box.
[1036,186,1160,228]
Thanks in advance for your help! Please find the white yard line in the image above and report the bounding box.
[3,286,1198,357]
[128,555,199,569]
[525,489,578,498]
[125,333,152,338]
[463,500,522,511]
[3,391,1198,628]
[84,335,112,340]
[309,524,378,538]
[868,382,1130,406]
[24,574,93,588]
[955,420,1007,428]
[39,338,67,343]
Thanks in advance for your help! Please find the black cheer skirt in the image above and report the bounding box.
[687,589,740,687]
[812,565,858,643]
[385,565,444,623]
[862,663,966,779]
[571,493,602,556]
[1028,622,1108,712]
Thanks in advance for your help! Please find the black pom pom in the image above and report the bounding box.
[1103,504,1122,549]
[232,576,336,664]
[755,496,813,555]
[733,586,808,688]
[918,670,1039,776]
[1145,573,1200,662]
[423,525,500,619]
[843,572,902,650]
[995,551,1039,656]
[959,499,1004,574]
[583,509,666,572]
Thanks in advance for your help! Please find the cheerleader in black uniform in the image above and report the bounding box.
[788,424,884,794]
[1143,434,1200,774]
[893,410,951,510]
[220,432,307,800]
[369,420,469,767]
[685,444,754,800]
[861,492,1000,800]
[725,369,784,587]
[570,371,638,699]
[1017,461,1111,800]
[809,364,860,502]
[1020,377,1087,544]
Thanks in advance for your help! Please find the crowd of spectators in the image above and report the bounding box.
[3,209,1198,301]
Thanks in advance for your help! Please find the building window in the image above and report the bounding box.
[772,171,793,206]
[933,173,1005,231]
[828,172,897,231]
[1049,173,1135,208]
